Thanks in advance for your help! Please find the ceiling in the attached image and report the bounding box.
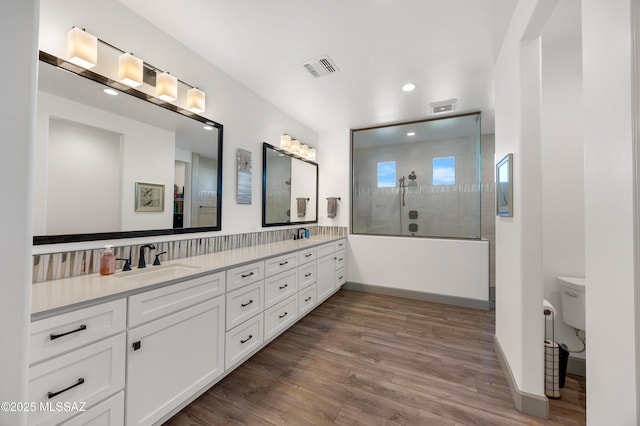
[117,0,517,134]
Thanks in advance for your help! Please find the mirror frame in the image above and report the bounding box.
[33,51,224,245]
[262,142,318,227]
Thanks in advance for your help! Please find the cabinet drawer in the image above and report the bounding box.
[298,284,317,317]
[316,242,336,258]
[336,239,347,251]
[265,252,298,277]
[128,271,225,327]
[226,261,264,292]
[335,250,346,270]
[30,299,126,365]
[298,262,316,290]
[264,269,298,309]
[299,247,316,265]
[28,333,125,426]
[225,314,263,370]
[264,295,298,341]
[62,391,124,426]
[226,281,264,331]
[336,267,346,287]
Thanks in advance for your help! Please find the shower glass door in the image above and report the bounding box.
[351,112,482,239]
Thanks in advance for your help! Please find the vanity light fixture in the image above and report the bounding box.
[307,147,316,161]
[290,139,301,154]
[402,83,416,92]
[103,88,118,96]
[187,87,206,113]
[118,53,143,87]
[280,134,292,150]
[299,144,309,158]
[156,72,178,102]
[67,27,97,69]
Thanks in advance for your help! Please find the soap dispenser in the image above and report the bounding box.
[100,245,116,276]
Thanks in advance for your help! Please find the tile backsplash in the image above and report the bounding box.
[32,226,347,283]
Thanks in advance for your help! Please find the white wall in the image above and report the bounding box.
[0,1,38,424]
[494,0,558,400]
[582,0,638,423]
[540,0,585,358]
[37,0,317,251]
[34,92,176,234]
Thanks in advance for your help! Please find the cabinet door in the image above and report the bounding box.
[316,254,337,302]
[126,296,225,426]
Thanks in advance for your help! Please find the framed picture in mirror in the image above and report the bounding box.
[237,149,252,204]
[135,182,165,212]
[496,153,513,217]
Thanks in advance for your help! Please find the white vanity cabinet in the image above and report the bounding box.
[125,273,226,426]
[28,300,127,426]
[316,239,347,303]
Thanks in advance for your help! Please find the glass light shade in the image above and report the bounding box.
[299,144,309,157]
[118,53,143,87]
[67,27,97,69]
[156,72,178,102]
[290,139,300,153]
[307,148,316,161]
[187,87,206,113]
[280,134,292,150]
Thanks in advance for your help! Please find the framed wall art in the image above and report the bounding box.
[135,182,165,212]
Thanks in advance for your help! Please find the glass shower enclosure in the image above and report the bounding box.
[351,112,482,239]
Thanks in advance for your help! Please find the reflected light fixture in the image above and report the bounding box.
[103,88,118,96]
[156,72,178,102]
[307,148,316,161]
[280,134,292,150]
[118,53,143,87]
[290,139,301,154]
[67,27,97,69]
[402,83,416,92]
[203,125,214,131]
[187,87,206,113]
[407,132,415,136]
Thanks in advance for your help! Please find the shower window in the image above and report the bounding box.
[351,112,482,239]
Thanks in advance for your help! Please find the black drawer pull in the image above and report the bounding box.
[241,272,254,278]
[279,261,288,266]
[279,284,288,290]
[240,335,253,344]
[305,297,312,302]
[305,253,312,258]
[338,258,344,261]
[241,300,253,307]
[338,276,344,280]
[48,378,84,399]
[132,340,141,351]
[279,312,288,319]
[50,324,87,340]
[305,273,312,278]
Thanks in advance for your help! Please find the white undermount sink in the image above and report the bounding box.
[116,263,200,284]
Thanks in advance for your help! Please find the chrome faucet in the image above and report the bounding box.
[138,244,156,268]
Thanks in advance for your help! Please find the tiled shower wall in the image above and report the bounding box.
[33,226,347,283]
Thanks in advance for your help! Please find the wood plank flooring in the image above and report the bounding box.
[165,290,586,425]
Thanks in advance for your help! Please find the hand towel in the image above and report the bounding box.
[297,197,307,217]
[327,197,338,218]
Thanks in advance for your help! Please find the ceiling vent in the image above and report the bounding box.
[430,99,458,114]
[303,55,340,78]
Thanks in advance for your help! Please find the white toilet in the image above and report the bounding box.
[557,276,586,331]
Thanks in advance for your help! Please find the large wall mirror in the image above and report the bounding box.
[33,52,223,244]
[262,143,318,227]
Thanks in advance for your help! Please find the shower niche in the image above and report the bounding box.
[351,112,484,239]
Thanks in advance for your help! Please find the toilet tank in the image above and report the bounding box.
[557,276,586,330]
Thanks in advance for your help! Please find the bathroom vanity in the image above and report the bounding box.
[28,236,346,426]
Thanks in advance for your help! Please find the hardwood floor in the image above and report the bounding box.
[165,290,586,425]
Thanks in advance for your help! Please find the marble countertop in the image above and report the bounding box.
[31,236,345,319]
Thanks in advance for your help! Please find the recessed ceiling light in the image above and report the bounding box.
[103,88,118,96]
[407,132,415,136]
[203,125,214,131]
[402,83,416,92]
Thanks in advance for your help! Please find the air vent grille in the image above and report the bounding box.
[430,99,458,114]
[303,55,340,78]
